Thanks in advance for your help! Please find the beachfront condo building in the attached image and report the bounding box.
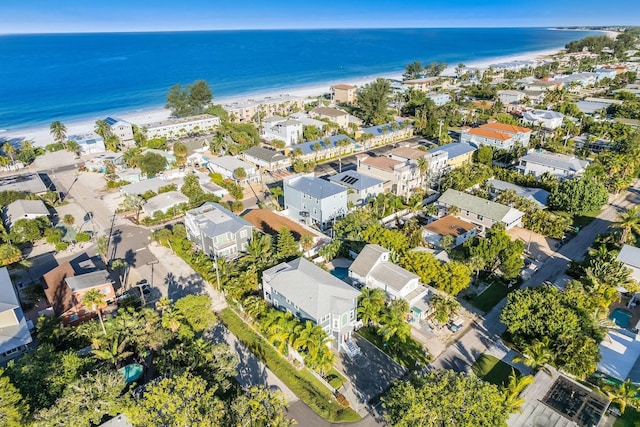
[143,114,221,140]
[222,95,304,123]
[330,84,357,104]
[402,77,449,92]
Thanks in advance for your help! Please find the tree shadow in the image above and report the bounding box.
[166,272,206,300]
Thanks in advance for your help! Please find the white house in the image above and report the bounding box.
[2,199,50,229]
[310,107,350,129]
[328,170,385,207]
[437,189,525,231]
[262,119,303,146]
[521,110,564,130]
[422,215,477,248]
[207,156,259,183]
[0,267,33,362]
[144,114,221,140]
[516,150,589,179]
[68,133,106,155]
[426,92,451,106]
[283,174,347,229]
[142,191,189,216]
[105,117,134,146]
[498,90,526,105]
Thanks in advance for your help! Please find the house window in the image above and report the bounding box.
[477,214,483,220]
[69,314,79,322]
[333,318,339,329]
[240,229,247,239]
[286,298,291,305]
[273,300,279,308]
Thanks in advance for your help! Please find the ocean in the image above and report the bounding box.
[0,28,600,130]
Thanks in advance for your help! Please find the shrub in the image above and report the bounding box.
[76,232,91,242]
[55,241,69,252]
[106,180,130,189]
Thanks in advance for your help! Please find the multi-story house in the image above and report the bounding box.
[521,110,564,130]
[427,142,476,171]
[516,150,589,179]
[262,119,303,146]
[262,257,360,349]
[328,170,384,207]
[356,154,421,198]
[422,215,477,248]
[68,133,106,155]
[42,259,115,325]
[309,107,350,129]
[284,174,347,229]
[105,117,135,146]
[184,202,253,259]
[402,77,449,92]
[437,189,524,231]
[330,84,357,104]
[0,267,33,362]
[290,134,355,163]
[144,114,221,140]
[460,122,531,150]
[358,122,414,147]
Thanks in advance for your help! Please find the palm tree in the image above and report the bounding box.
[155,296,172,314]
[97,235,109,261]
[161,308,184,334]
[92,334,133,368]
[416,157,430,190]
[357,288,386,326]
[293,321,332,361]
[123,194,145,222]
[466,255,485,285]
[604,379,640,414]
[94,119,112,139]
[300,234,314,256]
[503,371,534,414]
[269,186,284,210]
[110,258,129,289]
[2,142,15,165]
[616,206,640,245]
[513,337,555,372]
[50,121,67,145]
[430,294,460,325]
[263,311,295,355]
[82,289,107,335]
[242,296,268,322]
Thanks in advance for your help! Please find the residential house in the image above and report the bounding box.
[575,97,624,115]
[242,209,317,241]
[41,258,115,325]
[357,121,414,147]
[0,267,33,362]
[142,191,189,216]
[521,109,564,130]
[349,244,435,322]
[427,142,476,170]
[390,146,448,175]
[460,122,531,150]
[521,80,560,92]
[486,179,550,209]
[331,84,357,104]
[328,170,385,207]
[207,156,259,183]
[105,117,134,146]
[402,77,449,92]
[552,72,598,89]
[68,133,106,155]
[141,148,176,166]
[2,199,49,229]
[595,67,619,80]
[422,215,477,248]
[242,146,290,171]
[572,136,614,154]
[84,153,124,172]
[289,113,327,131]
[262,257,360,349]
[144,114,220,140]
[120,177,176,197]
[426,92,451,106]
[262,116,303,145]
[222,95,304,123]
[284,174,347,228]
[0,173,48,195]
[184,202,254,259]
[356,154,421,198]
[617,245,640,282]
[498,90,526,105]
[310,107,350,129]
[516,150,589,179]
[437,189,525,231]
[290,134,355,163]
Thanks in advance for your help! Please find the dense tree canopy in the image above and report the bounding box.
[383,370,511,427]
[356,78,393,125]
[165,80,213,117]
[548,177,609,214]
[138,152,168,177]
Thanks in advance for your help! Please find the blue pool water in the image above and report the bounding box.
[610,308,633,328]
[331,267,348,280]
[118,363,143,384]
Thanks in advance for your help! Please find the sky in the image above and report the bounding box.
[1,0,637,34]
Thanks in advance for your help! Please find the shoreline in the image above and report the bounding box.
[0,43,588,147]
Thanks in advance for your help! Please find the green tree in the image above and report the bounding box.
[430,294,460,325]
[548,177,609,214]
[512,337,555,373]
[180,174,206,206]
[269,186,284,210]
[503,371,534,414]
[433,261,471,296]
[356,78,393,125]
[0,243,22,266]
[0,369,28,427]
[124,373,225,427]
[615,205,640,244]
[62,214,75,226]
[228,386,294,427]
[123,194,145,222]
[97,235,109,261]
[383,370,511,427]
[165,80,213,117]
[475,146,493,165]
[9,217,49,244]
[276,227,300,262]
[138,152,167,177]
[403,61,424,80]
[82,289,107,335]
[94,119,111,139]
[110,258,129,288]
[604,379,640,414]
[357,287,387,326]
[173,141,188,166]
[400,251,440,284]
[174,294,217,334]
[299,233,314,255]
[33,370,127,427]
[49,121,67,145]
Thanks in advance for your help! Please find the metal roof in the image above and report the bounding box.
[328,170,384,191]
[438,189,524,224]
[186,202,253,239]
[486,179,550,208]
[285,175,346,200]
[518,151,589,173]
[428,142,477,158]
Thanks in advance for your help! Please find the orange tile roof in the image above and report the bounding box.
[242,209,314,240]
[481,122,531,134]
[361,156,403,172]
[331,84,356,90]
[424,215,476,237]
[467,128,512,141]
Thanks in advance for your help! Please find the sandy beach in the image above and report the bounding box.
[0,45,579,147]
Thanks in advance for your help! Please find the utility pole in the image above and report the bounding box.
[438,119,444,141]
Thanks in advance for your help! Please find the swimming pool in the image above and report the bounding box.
[330,267,348,280]
[610,308,633,328]
[118,363,143,384]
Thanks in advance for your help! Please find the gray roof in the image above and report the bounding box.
[438,189,524,224]
[0,173,48,194]
[328,170,384,191]
[486,179,550,208]
[618,245,640,282]
[0,267,32,355]
[285,175,346,199]
[120,177,169,195]
[576,100,611,114]
[275,119,302,127]
[428,142,476,159]
[65,270,112,292]
[349,244,388,277]
[208,156,253,172]
[522,109,564,120]
[3,199,49,227]
[311,107,349,117]
[243,146,288,164]
[186,202,253,238]
[143,191,189,214]
[519,151,589,173]
[263,257,360,319]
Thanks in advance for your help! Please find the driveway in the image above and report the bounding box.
[432,180,640,373]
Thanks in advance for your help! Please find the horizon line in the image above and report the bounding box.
[0,25,616,37]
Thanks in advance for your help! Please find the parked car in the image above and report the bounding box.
[448,317,464,332]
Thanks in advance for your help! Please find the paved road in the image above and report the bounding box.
[432,181,640,372]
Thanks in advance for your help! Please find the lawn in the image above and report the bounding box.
[553,209,601,230]
[218,308,360,423]
[471,354,519,387]
[469,281,511,313]
[614,407,640,426]
[356,326,430,370]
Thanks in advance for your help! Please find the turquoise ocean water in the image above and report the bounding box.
[0,28,600,129]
